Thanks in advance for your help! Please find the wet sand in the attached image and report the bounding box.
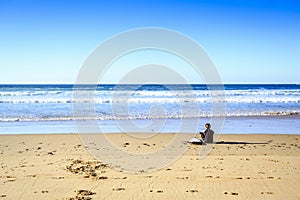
[0,134,299,199]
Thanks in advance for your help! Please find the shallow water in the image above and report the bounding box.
[0,116,299,134]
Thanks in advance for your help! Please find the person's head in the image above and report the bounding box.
[205,123,211,129]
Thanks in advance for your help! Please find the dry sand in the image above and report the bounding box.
[0,134,299,199]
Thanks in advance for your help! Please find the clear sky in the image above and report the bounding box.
[0,0,299,84]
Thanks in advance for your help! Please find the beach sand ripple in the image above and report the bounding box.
[0,134,299,199]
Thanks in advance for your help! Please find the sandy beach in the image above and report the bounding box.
[0,133,299,199]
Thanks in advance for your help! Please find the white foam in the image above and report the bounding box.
[0,87,299,122]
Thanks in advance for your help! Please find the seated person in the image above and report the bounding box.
[199,123,214,143]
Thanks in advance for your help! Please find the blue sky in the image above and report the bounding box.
[0,0,299,84]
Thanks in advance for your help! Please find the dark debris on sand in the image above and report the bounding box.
[66,159,109,180]
[67,189,96,200]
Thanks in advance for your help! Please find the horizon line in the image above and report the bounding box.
[0,82,299,85]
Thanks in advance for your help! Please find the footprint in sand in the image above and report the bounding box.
[52,176,64,179]
[240,158,250,161]
[77,189,96,196]
[98,176,108,180]
[123,142,130,147]
[47,151,55,155]
[114,177,127,179]
[186,189,198,193]
[67,189,96,199]
[143,143,151,147]
[261,192,274,195]
[224,192,239,195]
[176,177,189,179]
[26,174,37,178]
[113,188,125,191]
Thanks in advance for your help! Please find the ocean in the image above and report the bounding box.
[0,84,299,134]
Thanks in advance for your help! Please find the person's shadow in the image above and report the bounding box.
[215,141,269,145]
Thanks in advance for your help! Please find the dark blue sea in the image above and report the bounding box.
[0,84,299,134]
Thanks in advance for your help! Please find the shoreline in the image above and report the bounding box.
[0,115,299,135]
